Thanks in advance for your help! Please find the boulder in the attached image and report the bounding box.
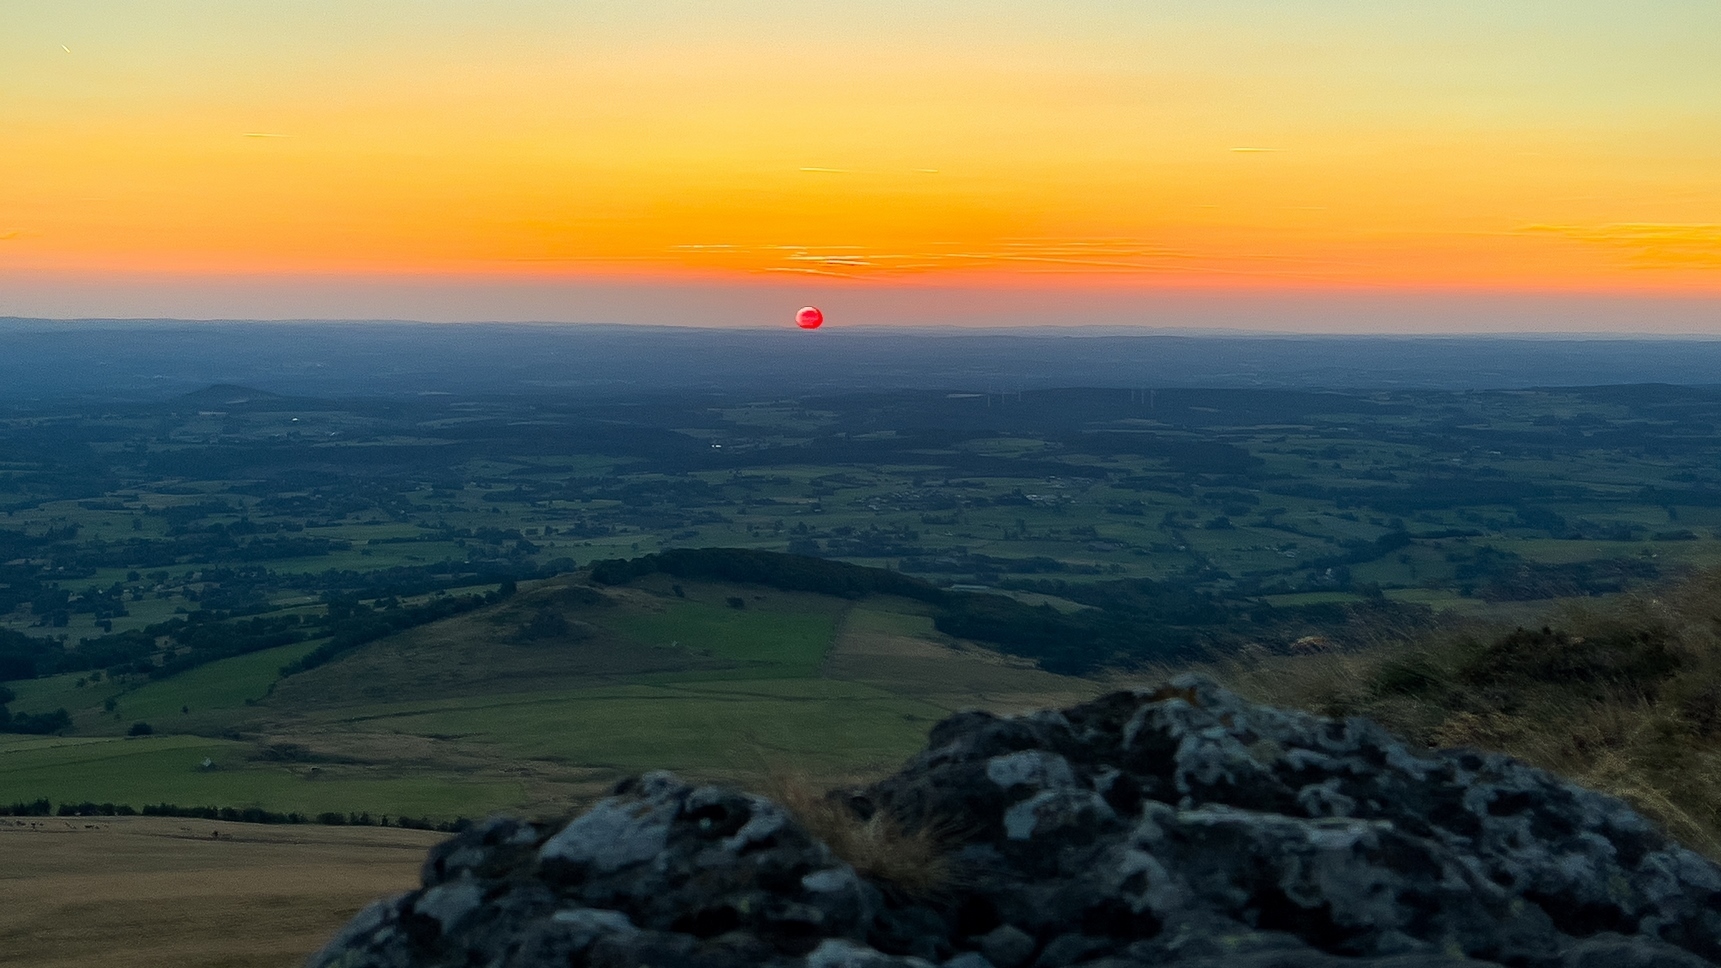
[308,674,1721,967]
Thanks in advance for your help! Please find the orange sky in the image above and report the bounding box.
[3,2,1720,326]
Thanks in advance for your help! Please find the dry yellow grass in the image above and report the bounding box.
[1128,567,1721,862]
[764,770,956,899]
[750,604,1101,896]
[0,817,444,968]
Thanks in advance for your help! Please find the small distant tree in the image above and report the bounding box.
[127,721,154,737]
[726,596,746,610]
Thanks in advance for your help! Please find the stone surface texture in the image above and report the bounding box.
[308,674,1721,967]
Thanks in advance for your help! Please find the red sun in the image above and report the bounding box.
[795,306,824,329]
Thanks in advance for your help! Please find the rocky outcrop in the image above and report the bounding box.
[308,674,1721,967]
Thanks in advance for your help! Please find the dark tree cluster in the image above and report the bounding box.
[0,683,71,735]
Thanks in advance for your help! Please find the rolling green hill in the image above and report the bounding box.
[1,561,1101,821]
[10,548,1721,869]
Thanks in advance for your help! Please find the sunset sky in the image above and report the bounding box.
[3,1,1719,329]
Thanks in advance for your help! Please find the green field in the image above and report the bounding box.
[1,577,1091,818]
[328,678,941,773]
[10,640,326,734]
[10,383,1721,819]
[0,734,522,817]
[606,596,842,679]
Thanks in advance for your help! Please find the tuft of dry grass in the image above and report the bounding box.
[1132,567,1721,862]
[764,770,955,897]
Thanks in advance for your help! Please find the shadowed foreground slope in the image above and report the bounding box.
[309,675,1721,968]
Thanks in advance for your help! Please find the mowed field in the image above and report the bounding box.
[2,575,1102,820]
[0,816,444,968]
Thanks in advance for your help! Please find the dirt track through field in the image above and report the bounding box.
[0,817,444,968]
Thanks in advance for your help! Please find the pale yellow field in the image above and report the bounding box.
[0,817,445,968]
[820,604,1102,717]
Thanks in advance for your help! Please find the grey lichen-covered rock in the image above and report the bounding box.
[308,674,1721,968]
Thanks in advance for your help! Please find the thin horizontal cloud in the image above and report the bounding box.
[1521,223,1721,269]
[668,238,1327,280]
[951,255,1208,272]
[786,255,874,266]
[761,266,856,277]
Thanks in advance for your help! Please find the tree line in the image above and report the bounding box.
[0,796,472,831]
[0,684,71,735]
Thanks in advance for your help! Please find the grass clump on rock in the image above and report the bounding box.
[765,770,954,899]
[1155,566,1721,860]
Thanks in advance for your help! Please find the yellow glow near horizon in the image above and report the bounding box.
[3,0,1720,314]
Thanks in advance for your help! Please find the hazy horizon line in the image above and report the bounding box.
[5,315,1721,341]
